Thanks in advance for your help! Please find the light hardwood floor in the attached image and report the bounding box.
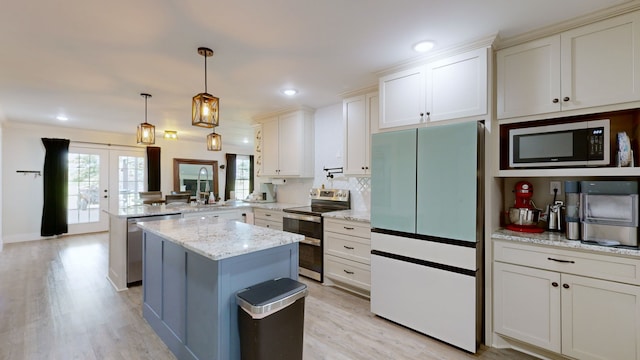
[0,233,536,360]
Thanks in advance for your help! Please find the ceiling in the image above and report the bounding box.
[0,0,633,147]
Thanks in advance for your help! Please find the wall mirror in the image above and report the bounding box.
[173,158,219,199]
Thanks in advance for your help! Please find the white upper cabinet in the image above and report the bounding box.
[497,10,640,120]
[561,11,640,112]
[379,66,426,129]
[258,109,315,178]
[425,48,488,122]
[379,47,489,129]
[497,36,561,119]
[343,92,378,176]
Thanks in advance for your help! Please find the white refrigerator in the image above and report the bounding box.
[370,121,484,353]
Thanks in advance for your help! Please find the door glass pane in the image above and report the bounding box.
[68,153,100,224]
[234,155,250,200]
[119,155,145,208]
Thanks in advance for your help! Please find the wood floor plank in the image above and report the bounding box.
[0,232,537,360]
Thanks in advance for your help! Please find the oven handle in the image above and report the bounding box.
[300,237,321,246]
[283,212,322,223]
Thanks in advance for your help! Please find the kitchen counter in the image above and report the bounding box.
[106,201,253,218]
[140,218,301,360]
[492,228,640,258]
[137,217,303,260]
[323,209,370,223]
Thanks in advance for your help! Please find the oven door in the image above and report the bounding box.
[283,213,323,281]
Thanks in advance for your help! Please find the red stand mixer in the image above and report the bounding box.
[506,181,544,233]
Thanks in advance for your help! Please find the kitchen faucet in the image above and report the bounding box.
[196,166,210,204]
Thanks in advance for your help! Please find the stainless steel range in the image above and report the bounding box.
[283,188,350,281]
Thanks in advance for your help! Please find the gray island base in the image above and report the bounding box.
[137,218,303,360]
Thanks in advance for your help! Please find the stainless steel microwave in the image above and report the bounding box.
[509,119,610,168]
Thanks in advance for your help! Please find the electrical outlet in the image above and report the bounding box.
[549,181,562,196]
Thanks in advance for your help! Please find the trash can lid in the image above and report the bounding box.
[236,277,308,319]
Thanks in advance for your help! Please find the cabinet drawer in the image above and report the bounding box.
[494,239,640,286]
[325,255,371,290]
[254,219,282,231]
[253,209,283,222]
[325,232,370,264]
[324,219,371,239]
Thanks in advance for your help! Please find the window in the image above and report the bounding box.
[118,155,145,207]
[234,155,250,200]
[68,153,100,224]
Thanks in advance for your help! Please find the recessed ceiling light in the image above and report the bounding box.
[413,41,435,53]
[282,89,298,96]
[56,115,69,121]
[243,138,249,144]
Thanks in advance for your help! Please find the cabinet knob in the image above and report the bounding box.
[426,112,430,116]
[361,166,365,170]
[563,283,570,289]
[365,166,369,170]
[563,97,570,102]
[552,282,559,287]
[420,113,424,117]
[552,98,559,103]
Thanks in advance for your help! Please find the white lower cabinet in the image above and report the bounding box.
[493,240,640,360]
[253,208,283,230]
[323,218,371,296]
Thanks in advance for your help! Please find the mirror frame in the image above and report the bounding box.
[173,158,219,199]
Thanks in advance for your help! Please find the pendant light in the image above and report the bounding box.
[192,47,219,128]
[207,131,222,151]
[137,93,155,145]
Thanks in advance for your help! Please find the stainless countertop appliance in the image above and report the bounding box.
[580,180,638,247]
[127,213,181,286]
[283,188,350,282]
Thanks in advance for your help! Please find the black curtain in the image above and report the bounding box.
[41,138,70,237]
[146,146,161,191]
[225,153,236,200]
[249,155,254,193]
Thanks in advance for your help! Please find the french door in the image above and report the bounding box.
[67,144,145,235]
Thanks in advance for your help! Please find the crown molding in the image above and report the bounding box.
[338,84,379,99]
[252,105,316,122]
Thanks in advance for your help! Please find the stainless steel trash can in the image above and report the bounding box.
[236,277,308,360]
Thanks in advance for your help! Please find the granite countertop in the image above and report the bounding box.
[492,228,640,258]
[106,201,305,218]
[137,217,304,261]
[323,209,370,223]
[250,202,305,211]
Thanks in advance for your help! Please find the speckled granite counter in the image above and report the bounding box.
[493,228,640,258]
[323,209,370,223]
[106,201,254,218]
[137,217,303,260]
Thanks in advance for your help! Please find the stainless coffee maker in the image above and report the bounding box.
[580,181,639,246]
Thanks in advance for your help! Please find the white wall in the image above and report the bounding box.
[1,122,252,244]
[275,102,371,211]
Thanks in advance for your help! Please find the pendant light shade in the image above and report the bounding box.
[192,47,219,128]
[207,131,222,151]
[137,93,155,145]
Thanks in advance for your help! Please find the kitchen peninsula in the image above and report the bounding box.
[137,217,303,360]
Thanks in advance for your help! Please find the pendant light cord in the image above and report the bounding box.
[204,53,208,93]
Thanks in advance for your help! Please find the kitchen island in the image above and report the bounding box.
[137,217,303,360]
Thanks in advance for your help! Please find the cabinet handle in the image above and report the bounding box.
[343,245,355,250]
[563,283,570,289]
[552,98,559,103]
[563,97,570,102]
[265,213,271,217]
[552,282,559,287]
[343,269,354,275]
[343,226,354,230]
[547,257,575,264]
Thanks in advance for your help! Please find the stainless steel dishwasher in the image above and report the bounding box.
[127,213,181,286]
